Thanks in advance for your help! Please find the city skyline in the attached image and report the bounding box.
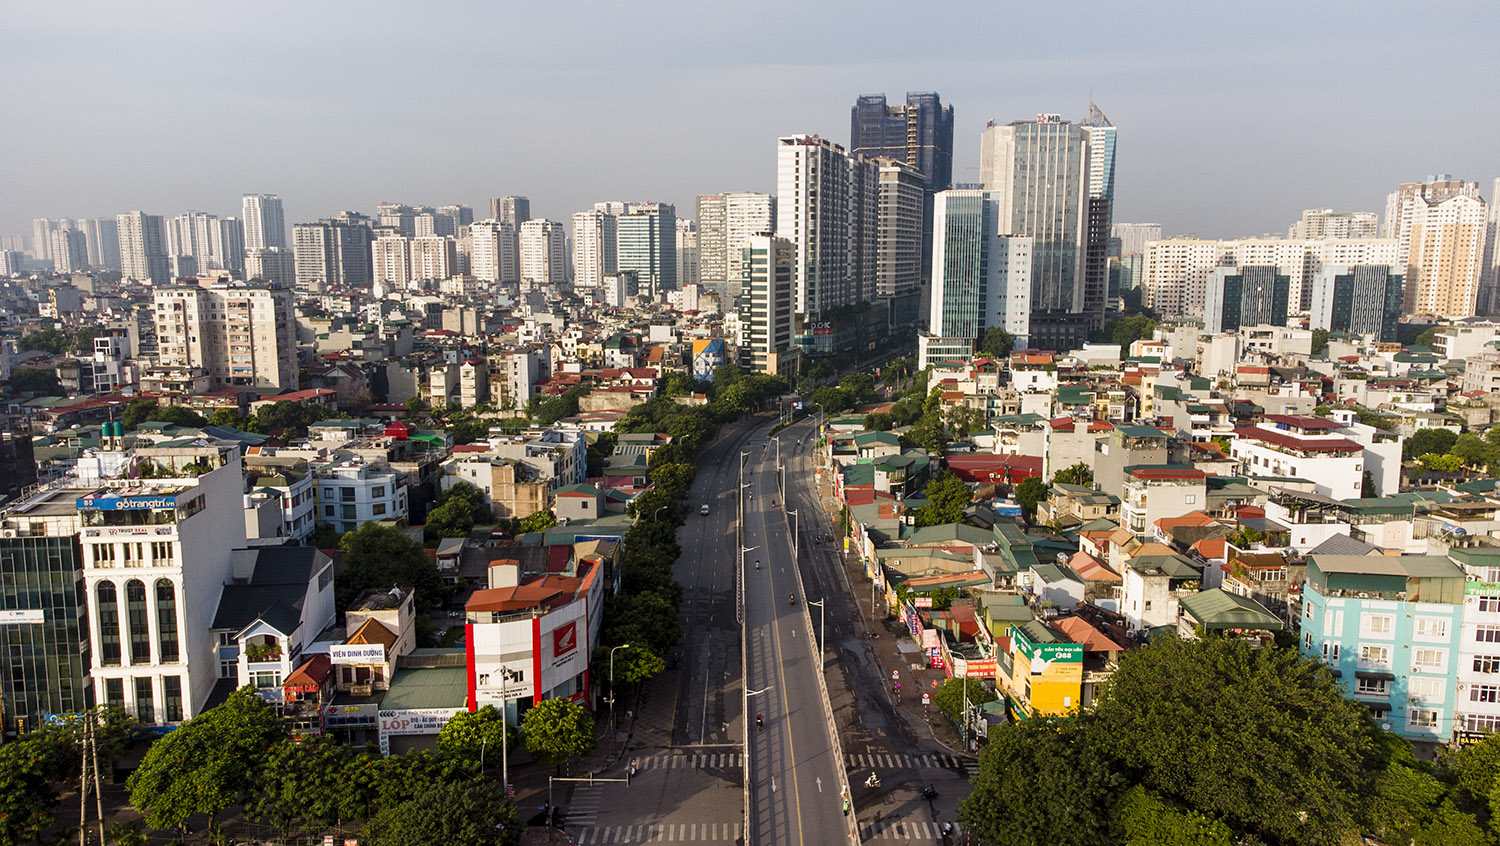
[3,2,1497,242]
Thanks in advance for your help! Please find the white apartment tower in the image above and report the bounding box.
[154,283,298,389]
[241,194,286,251]
[1404,194,1488,317]
[244,247,295,287]
[571,209,617,288]
[738,234,799,376]
[919,190,1032,369]
[676,218,698,290]
[696,193,776,293]
[50,226,87,274]
[469,220,518,284]
[409,235,457,281]
[519,219,567,287]
[776,135,877,319]
[117,211,171,284]
[372,234,412,289]
[1288,209,1380,240]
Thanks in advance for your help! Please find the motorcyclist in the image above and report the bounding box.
[756,713,763,729]
[755,559,760,570]
[788,593,795,605]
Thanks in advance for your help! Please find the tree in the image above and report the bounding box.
[1403,427,1458,461]
[603,591,681,656]
[1053,462,1093,487]
[977,327,1015,358]
[127,687,285,832]
[8,367,61,395]
[0,731,72,846]
[207,407,245,429]
[310,522,343,549]
[1098,314,1158,355]
[404,395,427,415]
[1451,433,1499,470]
[362,781,521,846]
[1413,328,1437,348]
[592,644,666,690]
[1015,476,1047,523]
[1091,636,1378,845]
[1311,327,1330,357]
[1109,786,1234,846]
[514,509,557,534]
[1361,470,1377,498]
[424,481,492,541]
[18,328,77,355]
[1420,453,1465,472]
[438,705,518,763]
[959,721,1118,846]
[914,471,972,527]
[521,698,596,768]
[246,735,357,835]
[933,677,996,723]
[337,523,445,618]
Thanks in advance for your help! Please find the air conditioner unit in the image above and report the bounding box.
[1458,683,1467,691]
[1411,667,1422,674]
[1409,696,1420,703]
[0,529,16,539]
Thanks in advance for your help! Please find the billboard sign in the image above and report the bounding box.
[329,644,387,665]
[553,621,577,658]
[0,609,45,624]
[75,495,177,511]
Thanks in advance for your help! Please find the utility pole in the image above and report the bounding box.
[809,598,825,662]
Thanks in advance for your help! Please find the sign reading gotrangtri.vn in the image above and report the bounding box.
[75,494,178,510]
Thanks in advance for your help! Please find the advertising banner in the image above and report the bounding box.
[329,644,387,665]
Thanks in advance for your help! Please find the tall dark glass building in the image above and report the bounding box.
[851,92,955,286]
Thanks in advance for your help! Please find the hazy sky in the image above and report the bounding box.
[4,1,1497,242]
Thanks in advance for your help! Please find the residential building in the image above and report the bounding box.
[408,235,457,281]
[874,158,925,300]
[572,209,617,289]
[439,456,549,520]
[979,104,1115,343]
[314,459,408,536]
[80,445,248,725]
[372,234,411,288]
[918,190,1032,368]
[1301,553,1465,740]
[1403,194,1488,317]
[1121,548,1203,633]
[80,217,121,270]
[1232,414,1364,500]
[117,211,170,283]
[676,218,697,290]
[1003,621,1083,718]
[1204,265,1290,334]
[617,203,677,296]
[244,247,295,287]
[50,226,86,273]
[153,283,298,389]
[738,234,799,376]
[1449,547,1500,739]
[1121,467,1207,537]
[1289,209,1380,240]
[241,194,286,250]
[293,218,374,288]
[490,196,530,228]
[1308,264,1404,341]
[469,219,518,284]
[776,134,877,324]
[519,219,566,287]
[208,547,336,701]
[696,193,775,293]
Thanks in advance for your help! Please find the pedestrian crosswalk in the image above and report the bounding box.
[843,752,973,771]
[568,784,604,827]
[625,750,974,772]
[572,823,743,843]
[859,819,964,841]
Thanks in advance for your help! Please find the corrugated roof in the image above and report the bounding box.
[1180,588,1283,630]
[380,665,468,711]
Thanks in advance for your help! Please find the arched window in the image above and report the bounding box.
[125,580,150,664]
[95,581,120,667]
[155,579,178,663]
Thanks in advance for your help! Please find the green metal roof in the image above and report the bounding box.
[380,665,468,711]
[1179,588,1283,631]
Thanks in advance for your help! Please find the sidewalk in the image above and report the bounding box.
[813,452,972,757]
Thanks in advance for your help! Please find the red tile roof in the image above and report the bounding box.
[1234,427,1362,453]
[1129,467,1207,481]
[1262,414,1341,430]
[1053,615,1126,652]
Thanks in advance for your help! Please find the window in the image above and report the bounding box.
[323,488,334,498]
[1321,642,1340,662]
[373,486,385,498]
[156,579,178,663]
[1304,632,1313,650]
[373,503,386,516]
[1476,625,1500,643]
[163,676,183,722]
[1361,613,1393,635]
[125,580,151,664]
[94,543,116,565]
[1144,601,1153,611]
[95,581,121,666]
[104,678,124,710]
[1479,594,1500,613]
[1415,617,1449,640]
[220,658,237,678]
[134,677,154,723]
[1358,644,1391,669]
[1184,495,1196,505]
[340,488,355,502]
[1413,648,1446,672]
[1304,603,1314,621]
[1464,713,1500,734]
[1323,609,1344,637]
[1408,708,1439,729]
[1354,677,1389,697]
[1475,655,1500,674]
[1471,685,1500,704]
[324,505,335,517]
[152,541,174,562]
[1410,677,1445,703]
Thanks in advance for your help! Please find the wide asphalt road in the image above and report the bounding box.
[743,430,850,845]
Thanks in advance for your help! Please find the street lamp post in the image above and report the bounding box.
[787,509,798,561]
[808,597,825,661]
[608,643,630,731]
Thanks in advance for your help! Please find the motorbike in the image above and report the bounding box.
[756,713,763,730]
[755,560,760,570]
[788,593,796,605]
[864,772,880,789]
[922,784,938,801]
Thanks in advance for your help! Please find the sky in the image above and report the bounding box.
[4,0,1497,242]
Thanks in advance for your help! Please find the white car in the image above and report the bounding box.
[700,504,710,516]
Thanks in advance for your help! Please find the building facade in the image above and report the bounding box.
[776,135,877,328]
[1309,264,1404,341]
[738,235,798,376]
[571,209,617,289]
[616,203,677,297]
[117,211,170,284]
[1204,265,1290,334]
[241,194,287,251]
[153,283,298,389]
[519,219,567,287]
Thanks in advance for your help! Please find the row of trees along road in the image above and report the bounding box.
[959,634,1500,846]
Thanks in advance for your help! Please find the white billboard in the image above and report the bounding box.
[329,643,387,665]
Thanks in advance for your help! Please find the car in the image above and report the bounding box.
[700,504,710,515]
